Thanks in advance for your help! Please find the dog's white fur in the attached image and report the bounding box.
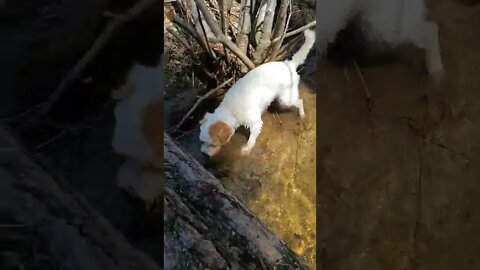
[111,54,163,206]
[116,158,163,206]
[112,55,163,165]
[316,0,444,81]
[199,29,316,156]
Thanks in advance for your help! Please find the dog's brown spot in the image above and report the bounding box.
[209,121,233,146]
[140,97,164,170]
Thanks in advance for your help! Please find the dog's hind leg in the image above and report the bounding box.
[241,120,263,156]
[408,21,445,83]
[277,87,305,119]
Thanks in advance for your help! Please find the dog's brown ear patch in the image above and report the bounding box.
[140,97,163,169]
[209,121,233,146]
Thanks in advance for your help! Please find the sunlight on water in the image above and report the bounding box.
[214,84,317,268]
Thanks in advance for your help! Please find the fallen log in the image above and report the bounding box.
[164,133,310,270]
[0,126,161,270]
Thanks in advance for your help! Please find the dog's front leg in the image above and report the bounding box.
[241,121,263,156]
[296,98,305,119]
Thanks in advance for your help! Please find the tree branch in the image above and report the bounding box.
[168,78,233,131]
[219,0,226,35]
[284,20,316,38]
[218,0,232,65]
[189,0,215,42]
[172,14,215,57]
[236,0,252,53]
[40,0,161,115]
[253,0,267,44]
[269,0,290,60]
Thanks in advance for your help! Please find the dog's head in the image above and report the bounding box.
[199,112,234,157]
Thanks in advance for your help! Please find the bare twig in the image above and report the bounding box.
[35,130,67,151]
[353,61,373,111]
[173,14,214,56]
[275,34,302,60]
[274,112,284,135]
[40,0,160,115]
[169,78,233,131]
[284,20,316,38]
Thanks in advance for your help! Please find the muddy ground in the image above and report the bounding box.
[318,1,480,269]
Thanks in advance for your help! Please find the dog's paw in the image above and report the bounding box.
[299,113,306,126]
[299,108,306,119]
[240,145,252,156]
[300,113,306,121]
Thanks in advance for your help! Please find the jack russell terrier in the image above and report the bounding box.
[111,54,163,205]
[316,0,444,82]
[199,29,316,157]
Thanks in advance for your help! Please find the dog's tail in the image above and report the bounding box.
[288,29,316,69]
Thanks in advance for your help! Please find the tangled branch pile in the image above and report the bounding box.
[164,0,315,84]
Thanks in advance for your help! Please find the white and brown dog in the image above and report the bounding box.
[111,54,163,205]
[316,0,444,82]
[199,29,316,157]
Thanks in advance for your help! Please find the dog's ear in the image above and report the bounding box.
[199,112,210,124]
[209,121,233,145]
